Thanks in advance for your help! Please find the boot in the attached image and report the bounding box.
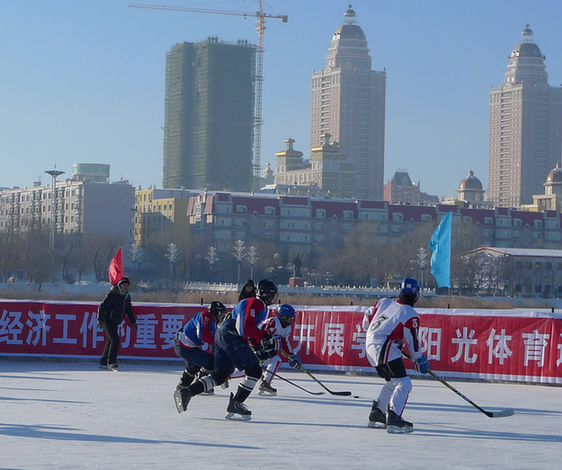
[258,381,277,396]
[368,400,386,428]
[386,406,414,433]
[225,392,252,420]
[173,387,193,414]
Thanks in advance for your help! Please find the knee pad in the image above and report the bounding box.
[392,376,412,393]
[245,364,262,380]
[211,371,229,386]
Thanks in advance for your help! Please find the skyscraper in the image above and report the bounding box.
[488,26,562,208]
[163,38,256,192]
[311,6,386,201]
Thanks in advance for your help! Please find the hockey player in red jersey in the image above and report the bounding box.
[365,277,429,433]
[258,304,301,396]
[172,301,227,394]
[174,279,281,420]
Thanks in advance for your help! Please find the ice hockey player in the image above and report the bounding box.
[173,301,227,394]
[258,304,301,396]
[174,279,281,420]
[364,277,429,433]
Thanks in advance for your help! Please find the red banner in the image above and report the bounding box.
[1,301,561,384]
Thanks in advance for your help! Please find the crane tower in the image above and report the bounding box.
[129,2,288,191]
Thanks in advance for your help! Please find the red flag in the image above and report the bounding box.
[108,247,123,285]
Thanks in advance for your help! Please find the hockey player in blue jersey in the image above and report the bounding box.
[364,277,430,433]
[173,301,227,392]
[174,279,281,420]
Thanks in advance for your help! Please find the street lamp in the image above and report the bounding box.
[165,243,181,278]
[45,168,65,251]
[247,246,259,280]
[415,247,429,290]
[206,246,218,283]
[232,240,246,287]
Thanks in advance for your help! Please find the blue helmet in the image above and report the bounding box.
[277,304,296,325]
[400,278,420,301]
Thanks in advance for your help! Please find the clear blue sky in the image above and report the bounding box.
[2,0,561,198]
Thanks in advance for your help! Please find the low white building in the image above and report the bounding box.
[0,165,134,247]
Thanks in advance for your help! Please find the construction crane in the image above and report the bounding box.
[129,2,288,191]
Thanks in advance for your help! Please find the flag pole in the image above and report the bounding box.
[447,287,451,309]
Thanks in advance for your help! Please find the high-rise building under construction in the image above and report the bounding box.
[163,37,256,191]
[311,6,386,201]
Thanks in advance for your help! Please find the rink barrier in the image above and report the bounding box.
[1,300,561,385]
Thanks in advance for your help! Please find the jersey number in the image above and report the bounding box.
[372,315,388,331]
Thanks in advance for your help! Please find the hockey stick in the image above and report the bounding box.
[403,353,514,418]
[280,351,352,396]
[262,367,325,396]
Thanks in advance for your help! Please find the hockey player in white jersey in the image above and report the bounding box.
[365,277,429,433]
[258,304,301,396]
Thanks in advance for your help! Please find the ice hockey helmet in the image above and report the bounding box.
[400,278,420,303]
[277,304,296,325]
[257,279,278,306]
[209,301,227,320]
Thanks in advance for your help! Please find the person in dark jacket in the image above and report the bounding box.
[238,279,256,301]
[97,277,137,371]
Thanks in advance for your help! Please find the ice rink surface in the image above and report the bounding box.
[0,359,560,470]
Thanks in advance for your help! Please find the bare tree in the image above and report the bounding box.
[18,226,51,289]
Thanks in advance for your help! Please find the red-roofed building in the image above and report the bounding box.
[186,191,562,257]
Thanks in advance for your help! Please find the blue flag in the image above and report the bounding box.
[429,212,452,288]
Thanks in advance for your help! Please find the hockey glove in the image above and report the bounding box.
[254,335,282,364]
[261,335,282,354]
[414,354,430,374]
[288,353,301,369]
[254,344,277,364]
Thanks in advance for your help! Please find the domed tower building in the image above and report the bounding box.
[311,5,386,201]
[488,26,562,208]
[457,170,485,204]
[525,163,562,212]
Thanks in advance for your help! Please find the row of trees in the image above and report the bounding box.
[3,218,556,296]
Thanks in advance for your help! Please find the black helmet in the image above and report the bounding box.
[257,279,278,306]
[209,301,227,320]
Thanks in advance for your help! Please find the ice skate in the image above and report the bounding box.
[367,400,386,428]
[385,407,413,434]
[258,381,277,396]
[173,388,192,414]
[225,393,252,420]
[107,363,119,372]
[201,388,215,396]
[221,376,230,390]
